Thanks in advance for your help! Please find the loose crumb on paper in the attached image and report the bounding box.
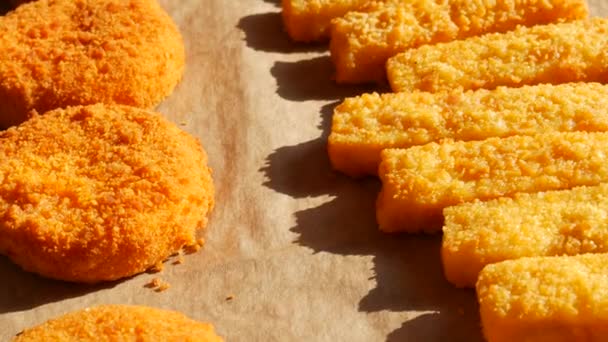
[157,282,170,292]
[145,277,171,292]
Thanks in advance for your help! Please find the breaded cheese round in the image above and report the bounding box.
[0,0,185,128]
[0,104,214,283]
[13,305,223,341]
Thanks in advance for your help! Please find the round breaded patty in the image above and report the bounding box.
[0,0,185,128]
[0,104,214,282]
[13,305,223,341]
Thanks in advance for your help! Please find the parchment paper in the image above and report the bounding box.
[1,0,608,340]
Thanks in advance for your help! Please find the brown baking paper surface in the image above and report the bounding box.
[1,0,608,340]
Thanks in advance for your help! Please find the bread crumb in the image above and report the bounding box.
[145,277,161,288]
[156,282,170,292]
[145,277,170,292]
[226,295,234,301]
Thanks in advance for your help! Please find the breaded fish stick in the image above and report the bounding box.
[477,254,608,342]
[331,0,587,83]
[281,0,379,42]
[387,18,608,93]
[377,132,608,233]
[443,184,608,288]
[329,83,608,177]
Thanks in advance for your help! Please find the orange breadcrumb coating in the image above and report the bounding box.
[329,83,608,177]
[281,0,380,42]
[477,254,608,342]
[377,132,608,233]
[387,18,608,92]
[443,183,608,288]
[0,0,185,128]
[0,104,214,283]
[330,0,587,84]
[13,305,223,341]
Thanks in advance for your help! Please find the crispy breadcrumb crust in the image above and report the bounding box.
[443,183,608,288]
[477,254,608,342]
[377,132,608,233]
[281,0,378,42]
[0,0,185,128]
[330,0,588,83]
[13,305,223,341]
[387,18,608,92]
[329,83,608,177]
[0,104,214,283]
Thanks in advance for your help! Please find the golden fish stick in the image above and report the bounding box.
[329,83,608,177]
[331,0,587,84]
[443,184,608,288]
[477,254,608,342]
[377,132,608,233]
[281,0,379,42]
[387,18,608,93]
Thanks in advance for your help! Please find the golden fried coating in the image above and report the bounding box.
[281,0,377,42]
[387,18,608,93]
[0,104,214,283]
[0,0,185,128]
[330,0,587,83]
[13,305,223,341]
[377,132,608,233]
[443,184,608,288]
[329,83,608,177]
[477,254,608,342]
